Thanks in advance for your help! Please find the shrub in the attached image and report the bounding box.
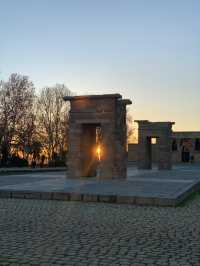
[8,156,29,167]
[48,159,66,167]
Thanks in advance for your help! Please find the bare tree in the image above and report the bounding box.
[37,84,72,161]
[0,81,4,161]
[126,109,136,143]
[0,73,35,165]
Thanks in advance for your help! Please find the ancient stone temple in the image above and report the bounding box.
[129,131,200,165]
[64,94,132,180]
[136,120,174,170]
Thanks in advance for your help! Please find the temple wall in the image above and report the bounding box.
[128,131,200,164]
[128,144,158,163]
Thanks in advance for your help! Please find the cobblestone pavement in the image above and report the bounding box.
[1,198,200,266]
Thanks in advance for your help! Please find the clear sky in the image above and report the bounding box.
[0,0,199,131]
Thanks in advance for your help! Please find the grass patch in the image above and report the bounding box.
[178,191,200,207]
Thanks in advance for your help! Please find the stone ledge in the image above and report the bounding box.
[52,192,70,201]
[0,167,65,175]
[11,191,26,199]
[0,185,198,207]
[70,193,83,201]
[99,195,117,203]
[83,194,98,202]
[40,192,53,200]
[0,191,12,198]
[116,196,135,204]
[24,192,41,199]
[63,94,122,101]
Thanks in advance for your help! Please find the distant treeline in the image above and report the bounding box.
[0,73,73,167]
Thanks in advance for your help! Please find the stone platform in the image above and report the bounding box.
[0,164,200,206]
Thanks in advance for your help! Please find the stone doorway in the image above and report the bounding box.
[136,120,175,170]
[180,138,192,163]
[64,94,132,180]
[81,124,101,177]
[144,136,160,169]
[182,147,190,163]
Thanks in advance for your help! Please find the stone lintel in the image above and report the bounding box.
[135,120,175,125]
[135,120,149,123]
[63,93,122,102]
[74,119,111,124]
[119,99,132,105]
[172,131,200,139]
[135,120,175,130]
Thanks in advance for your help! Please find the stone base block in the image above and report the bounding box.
[0,191,12,198]
[83,194,98,202]
[99,195,116,203]
[116,196,135,204]
[70,193,82,201]
[53,192,70,201]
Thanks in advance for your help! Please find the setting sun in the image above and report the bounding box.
[96,146,101,161]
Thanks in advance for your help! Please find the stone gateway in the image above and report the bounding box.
[136,120,175,170]
[64,94,132,180]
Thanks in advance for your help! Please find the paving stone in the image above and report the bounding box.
[6,197,198,265]
[1,168,200,264]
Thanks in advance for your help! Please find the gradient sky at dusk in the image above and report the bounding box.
[0,0,199,131]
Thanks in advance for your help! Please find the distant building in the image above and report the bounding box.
[128,131,200,164]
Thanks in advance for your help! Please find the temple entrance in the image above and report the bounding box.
[182,147,190,163]
[81,124,101,177]
[180,138,192,163]
[145,137,158,169]
[140,137,160,169]
[136,121,174,170]
[146,137,152,169]
[64,94,131,180]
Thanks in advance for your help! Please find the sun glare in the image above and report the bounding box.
[97,146,101,161]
